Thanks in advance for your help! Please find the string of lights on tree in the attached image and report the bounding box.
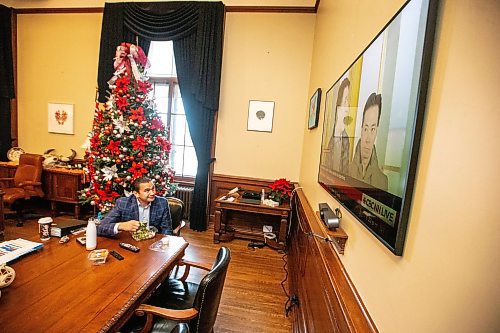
[80,43,177,213]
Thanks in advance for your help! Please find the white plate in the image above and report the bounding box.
[7,147,25,162]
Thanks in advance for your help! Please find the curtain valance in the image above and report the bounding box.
[97,1,224,110]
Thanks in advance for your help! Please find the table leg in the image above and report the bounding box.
[51,201,57,218]
[214,208,222,243]
[74,204,80,219]
[279,216,288,245]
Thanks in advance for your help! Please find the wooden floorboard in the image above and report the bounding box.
[179,223,292,333]
[3,217,292,332]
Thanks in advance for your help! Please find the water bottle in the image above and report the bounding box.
[261,189,265,203]
[86,218,97,250]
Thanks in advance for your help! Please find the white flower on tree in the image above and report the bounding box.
[113,115,130,134]
[101,165,118,181]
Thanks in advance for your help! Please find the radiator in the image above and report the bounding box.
[174,186,194,220]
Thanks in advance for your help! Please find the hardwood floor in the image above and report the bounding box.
[2,217,292,333]
[181,224,292,333]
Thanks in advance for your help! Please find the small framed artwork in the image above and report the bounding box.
[48,103,74,134]
[247,100,275,132]
[308,88,322,129]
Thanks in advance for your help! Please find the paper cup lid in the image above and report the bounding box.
[38,217,53,224]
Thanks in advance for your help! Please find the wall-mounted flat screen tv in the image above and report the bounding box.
[318,0,438,255]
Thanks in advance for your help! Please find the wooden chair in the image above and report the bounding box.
[0,154,44,226]
[167,197,186,235]
[127,247,231,333]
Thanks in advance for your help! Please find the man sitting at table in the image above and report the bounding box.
[97,177,178,237]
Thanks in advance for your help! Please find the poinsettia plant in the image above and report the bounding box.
[268,178,293,205]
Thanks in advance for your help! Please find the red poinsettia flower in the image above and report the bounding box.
[268,178,293,204]
[90,133,101,148]
[96,110,104,123]
[156,136,171,152]
[131,136,148,151]
[137,80,151,94]
[106,140,121,154]
[129,107,145,123]
[115,76,130,91]
[96,189,120,202]
[150,117,165,131]
[116,96,129,110]
[128,162,148,178]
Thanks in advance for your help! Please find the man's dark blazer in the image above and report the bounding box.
[97,195,172,237]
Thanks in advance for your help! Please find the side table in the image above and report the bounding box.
[214,196,291,247]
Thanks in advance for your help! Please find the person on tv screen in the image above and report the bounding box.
[349,93,388,190]
[327,77,351,174]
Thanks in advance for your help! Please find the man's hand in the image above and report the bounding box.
[117,220,140,232]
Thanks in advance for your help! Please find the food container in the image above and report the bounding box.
[87,249,109,265]
[149,237,171,252]
[132,224,157,241]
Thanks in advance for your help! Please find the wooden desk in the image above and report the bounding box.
[0,227,188,332]
[0,162,84,219]
[214,196,291,246]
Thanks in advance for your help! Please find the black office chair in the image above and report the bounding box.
[171,323,189,333]
[126,247,231,333]
[167,197,186,235]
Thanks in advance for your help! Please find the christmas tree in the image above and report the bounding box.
[80,43,176,213]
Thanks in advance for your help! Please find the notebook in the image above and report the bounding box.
[0,238,44,264]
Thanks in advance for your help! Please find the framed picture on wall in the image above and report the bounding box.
[48,103,74,134]
[308,88,322,129]
[317,0,438,255]
[247,100,275,132]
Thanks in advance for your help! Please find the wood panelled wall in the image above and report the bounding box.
[288,188,378,332]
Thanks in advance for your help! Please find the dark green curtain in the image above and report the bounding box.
[0,5,14,161]
[97,2,224,231]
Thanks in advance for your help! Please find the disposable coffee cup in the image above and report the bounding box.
[38,217,53,241]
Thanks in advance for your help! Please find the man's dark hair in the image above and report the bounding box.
[132,177,152,192]
[362,93,382,126]
[336,78,351,107]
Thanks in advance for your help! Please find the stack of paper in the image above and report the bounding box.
[0,238,43,264]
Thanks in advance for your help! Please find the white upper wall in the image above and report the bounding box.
[215,12,315,181]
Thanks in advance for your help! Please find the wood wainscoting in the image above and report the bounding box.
[208,174,277,223]
[288,188,378,333]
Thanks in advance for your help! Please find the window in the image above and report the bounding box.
[147,41,197,178]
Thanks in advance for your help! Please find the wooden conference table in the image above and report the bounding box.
[0,226,188,332]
